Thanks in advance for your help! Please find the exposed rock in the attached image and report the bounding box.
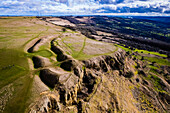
[82,49,126,72]
[29,93,60,113]
[28,33,170,113]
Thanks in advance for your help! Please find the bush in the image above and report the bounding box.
[124,71,134,78]
[138,70,147,76]
[151,61,156,66]
[62,28,66,32]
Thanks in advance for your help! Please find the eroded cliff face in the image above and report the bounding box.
[27,35,170,113]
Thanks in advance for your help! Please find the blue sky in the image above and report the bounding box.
[0,0,170,16]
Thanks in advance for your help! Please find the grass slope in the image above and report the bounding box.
[0,17,62,113]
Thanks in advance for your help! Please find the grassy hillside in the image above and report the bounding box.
[0,17,118,113]
[0,17,62,113]
[0,16,170,113]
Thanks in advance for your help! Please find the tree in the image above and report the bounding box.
[62,28,66,32]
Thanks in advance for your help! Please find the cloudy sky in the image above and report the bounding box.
[0,0,170,16]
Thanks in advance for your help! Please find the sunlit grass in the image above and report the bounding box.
[115,44,167,58]
[134,49,167,57]
[26,50,53,58]
[145,56,170,66]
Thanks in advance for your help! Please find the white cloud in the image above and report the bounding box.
[0,0,169,15]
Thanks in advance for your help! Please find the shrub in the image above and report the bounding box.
[62,28,66,32]
[138,70,147,76]
[124,71,134,78]
[151,61,156,66]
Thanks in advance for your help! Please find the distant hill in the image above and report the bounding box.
[132,16,170,24]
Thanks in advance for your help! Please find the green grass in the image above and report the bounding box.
[150,68,159,75]
[22,26,50,47]
[139,92,155,112]
[134,49,167,57]
[115,44,167,58]
[0,66,28,88]
[148,65,160,75]
[115,43,169,94]
[3,75,33,113]
[145,56,170,66]
[0,49,31,113]
[149,65,159,75]
[149,65,158,70]
[125,27,136,31]
[146,74,167,93]
[38,42,50,51]
[0,17,62,113]
[115,44,131,52]
[26,50,53,58]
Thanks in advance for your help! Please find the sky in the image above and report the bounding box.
[0,0,170,16]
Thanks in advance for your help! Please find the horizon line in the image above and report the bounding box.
[0,13,170,17]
